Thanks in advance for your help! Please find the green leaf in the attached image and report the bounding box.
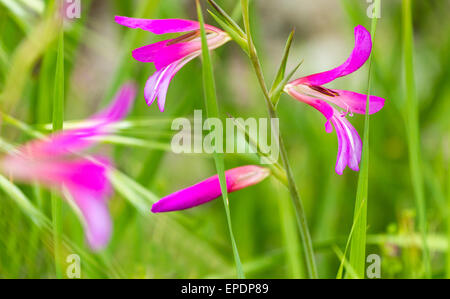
[269,30,295,96]
[51,19,65,279]
[197,0,245,279]
[346,0,379,279]
[207,0,246,38]
[208,10,249,55]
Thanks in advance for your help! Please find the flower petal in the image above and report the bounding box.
[132,31,229,71]
[92,82,137,122]
[326,89,385,115]
[331,115,362,175]
[291,25,372,86]
[285,85,363,174]
[144,55,198,112]
[0,156,113,250]
[22,83,136,158]
[133,40,198,70]
[290,84,385,115]
[115,16,219,34]
[68,188,112,251]
[152,166,270,213]
[285,86,334,133]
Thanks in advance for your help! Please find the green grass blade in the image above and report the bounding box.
[402,0,431,278]
[269,30,294,96]
[196,0,244,279]
[51,18,64,279]
[278,185,304,278]
[346,1,379,279]
[208,10,248,54]
[447,157,450,278]
[338,198,367,279]
[0,13,58,113]
[207,0,246,38]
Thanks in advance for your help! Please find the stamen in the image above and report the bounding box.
[309,85,340,97]
[166,31,201,46]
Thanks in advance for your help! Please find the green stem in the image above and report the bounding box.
[240,0,317,279]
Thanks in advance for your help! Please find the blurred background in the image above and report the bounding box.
[0,0,448,278]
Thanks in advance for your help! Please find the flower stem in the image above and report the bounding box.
[240,0,318,279]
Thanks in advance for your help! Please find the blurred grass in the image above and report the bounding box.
[402,0,430,278]
[0,0,448,279]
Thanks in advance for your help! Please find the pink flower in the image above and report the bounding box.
[115,16,230,112]
[284,25,386,175]
[0,83,137,250]
[152,166,270,213]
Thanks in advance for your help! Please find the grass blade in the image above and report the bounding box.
[402,0,431,278]
[51,17,64,279]
[269,30,295,98]
[346,1,379,279]
[196,0,245,278]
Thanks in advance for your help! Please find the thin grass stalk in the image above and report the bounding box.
[196,0,244,278]
[346,1,379,278]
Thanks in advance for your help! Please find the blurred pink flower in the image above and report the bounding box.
[0,83,137,250]
[284,25,386,175]
[152,166,270,213]
[115,16,230,112]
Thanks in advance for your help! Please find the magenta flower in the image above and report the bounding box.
[284,25,385,175]
[152,166,270,213]
[0,83,137,250]
[115,16,230,112]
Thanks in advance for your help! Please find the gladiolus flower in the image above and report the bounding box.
[0,83,137,250]
[115,16,231,112]
[284,25,386,175]
[152,165,270,213]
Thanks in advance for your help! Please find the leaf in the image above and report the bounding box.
[346,0,379,279]
[197,0,245,279]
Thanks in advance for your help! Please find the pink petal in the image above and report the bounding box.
[291,25,372,86]
[144,55,198,112]
[114,16,219,34]
[1,156,112,197]
[133,41,198,71]
[23,83,136,158]
[132,31,228,71]
[285,86,334,133]
[285,86,363,174]
[326,89,385,115]
[92,82,137,122]
[68,187,112,251]
[295,85,385,115]
[331,115,362,175]
[152,166,270,213]
[0,156,113,250]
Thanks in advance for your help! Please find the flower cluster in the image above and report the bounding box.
[1,11,386,251]
[1,83,136,250]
